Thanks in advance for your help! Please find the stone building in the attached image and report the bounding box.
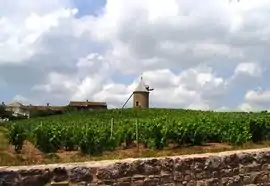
[133,76,154,108]
[5,101,30,118]
[68,100,107,110]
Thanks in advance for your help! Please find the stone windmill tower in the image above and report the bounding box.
[122,75,154,108]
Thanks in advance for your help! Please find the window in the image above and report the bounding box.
[135,101,139,106]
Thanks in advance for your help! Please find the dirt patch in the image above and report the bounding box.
[1,137,270,166]
[21,141,44,159]
[0,139,235,166]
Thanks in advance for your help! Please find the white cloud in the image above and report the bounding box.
[1,0,270,111]
[12,95,31,105]
[236,89,270,111]
[245,89,270,104]
[0,0,78,64]
[237,103,255,112]
[234,62,262,77]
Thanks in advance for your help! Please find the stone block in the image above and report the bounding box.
[50,181,69,186]
[1,148,270,185]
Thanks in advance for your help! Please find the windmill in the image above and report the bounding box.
[122,75,154,109]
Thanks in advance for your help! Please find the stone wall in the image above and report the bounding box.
[1,148,270,186]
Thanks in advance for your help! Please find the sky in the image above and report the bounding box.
[0,0,270,111]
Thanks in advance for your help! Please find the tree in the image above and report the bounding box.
[0,105,13,119]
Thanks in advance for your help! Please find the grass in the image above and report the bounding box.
[1,125,270,166]
[0,126,8,150]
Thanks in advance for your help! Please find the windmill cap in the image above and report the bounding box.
[134,76,148,92]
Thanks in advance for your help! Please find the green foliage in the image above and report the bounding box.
[29,109,64,118]
[6,108,270,155]
[0,105,13,119]
[32,122,62,153]
[7,123,26,153]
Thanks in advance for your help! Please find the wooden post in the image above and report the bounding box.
[110,118,114,138]
[136,119,139,152]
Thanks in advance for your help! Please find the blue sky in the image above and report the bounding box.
[73,0,106,17]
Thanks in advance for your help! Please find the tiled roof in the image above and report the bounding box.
[25,106,65,111]
[68,101,107,107]
[5,100,107,110]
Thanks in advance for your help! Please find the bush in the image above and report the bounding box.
[29,109,64,118]
[0,105,13,119]
[8,123,26,153]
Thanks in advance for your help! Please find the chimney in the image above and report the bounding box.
[47,103,49,106]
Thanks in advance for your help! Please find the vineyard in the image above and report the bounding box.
[4,108,270,156]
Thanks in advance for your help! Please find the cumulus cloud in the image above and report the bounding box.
[12,95,31,105]
[1,0,270,111]
[245,89,270,104]
[234,62,262,77]
[235,88,270,111]
[0,0,75,64]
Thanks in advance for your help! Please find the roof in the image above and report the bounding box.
[68,101,107,107]
[25,106,65,111]
[134,76,148,92]
[7,101,24,108]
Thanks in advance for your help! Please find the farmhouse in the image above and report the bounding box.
[26,103,64,111]
[68,100,107,110]
[1,99,107,118]
[5,101,30,118]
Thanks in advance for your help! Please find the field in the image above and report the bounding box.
[1,108,270,166]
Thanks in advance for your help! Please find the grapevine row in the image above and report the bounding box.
[5,109,270,155]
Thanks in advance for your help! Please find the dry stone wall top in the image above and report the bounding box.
[1,148,270,185]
